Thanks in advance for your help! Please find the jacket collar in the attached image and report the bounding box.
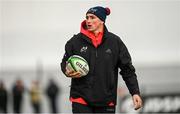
[80,20,109,45]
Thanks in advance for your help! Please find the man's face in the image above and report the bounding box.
[85,13,104,32]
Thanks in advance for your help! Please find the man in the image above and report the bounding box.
[29,80,41,113]
[0,81,8,113]
[46,79,60,113]
[61,6,142,113]
[12,79,24,113]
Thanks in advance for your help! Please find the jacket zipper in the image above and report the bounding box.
[95,38,99,58]
[95,49,98,57]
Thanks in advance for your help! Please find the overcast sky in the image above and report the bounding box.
[0,0,180,70]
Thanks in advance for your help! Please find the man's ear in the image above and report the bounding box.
[101,21,104,24]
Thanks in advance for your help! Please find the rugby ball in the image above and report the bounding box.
[67,55,89,77]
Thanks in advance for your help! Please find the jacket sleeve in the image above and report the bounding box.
[117,38,140,96]
[60,39,73,76]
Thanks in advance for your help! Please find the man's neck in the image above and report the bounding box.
[94,25,104,37]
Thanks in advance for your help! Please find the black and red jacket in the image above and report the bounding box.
[61,22,140,107]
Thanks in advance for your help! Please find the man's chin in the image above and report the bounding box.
[87,28,94,32]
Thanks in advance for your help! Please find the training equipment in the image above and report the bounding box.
[67,55,89,77]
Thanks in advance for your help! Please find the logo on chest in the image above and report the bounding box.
[105,48,112,54]
[80,46,88,53]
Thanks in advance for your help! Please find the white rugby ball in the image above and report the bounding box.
[67,55,89,77]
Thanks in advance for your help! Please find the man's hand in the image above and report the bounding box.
[65,65,81,78]
[132,94,142,110]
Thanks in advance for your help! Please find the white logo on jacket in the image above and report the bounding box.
[80,46,88,53]
[105,48,112,54]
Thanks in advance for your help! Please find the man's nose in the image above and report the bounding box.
[86,18,92,23]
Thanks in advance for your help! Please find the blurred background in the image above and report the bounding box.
[0,0,180,113]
